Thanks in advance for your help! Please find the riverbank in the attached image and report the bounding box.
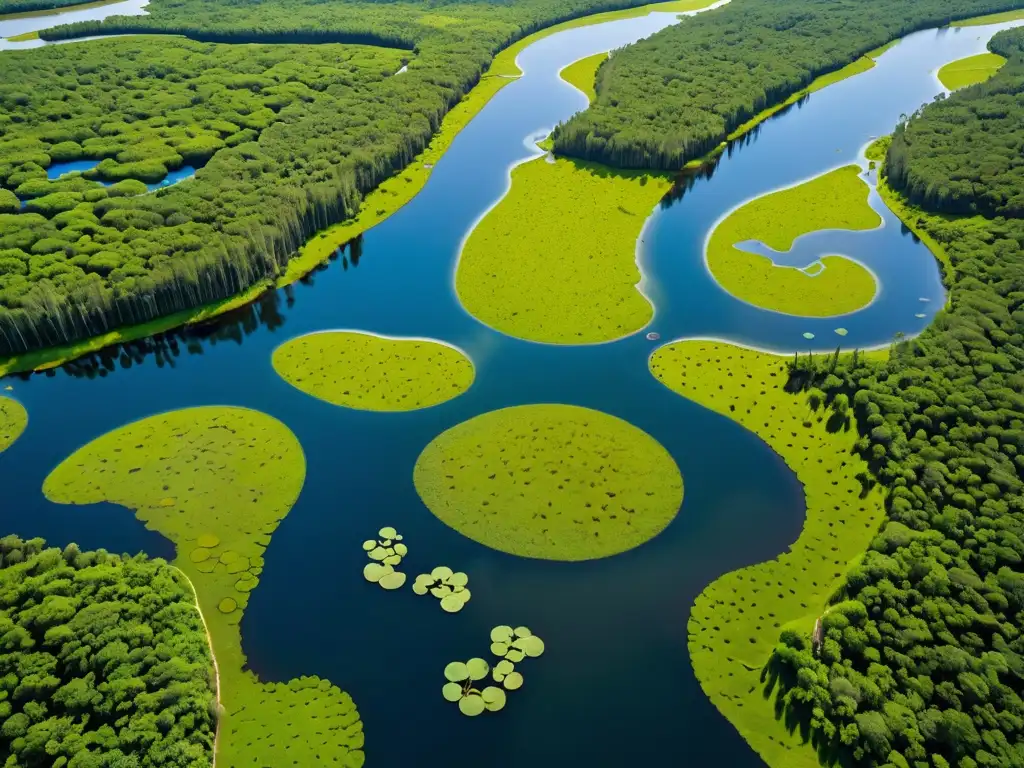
[705,165,880,317]
[559,51,608,101]
[650,339,886,768]
[936,51,1006,89]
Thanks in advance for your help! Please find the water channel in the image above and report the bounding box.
[0,9,1021,768]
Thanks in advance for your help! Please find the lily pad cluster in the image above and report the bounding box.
[412,566,472,613]
[442,625,545,716]
[362,526,407,590]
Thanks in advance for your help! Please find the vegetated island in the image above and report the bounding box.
[272,330,474,411]
[0,0,719,374]
[0,396,26,451]
[650,340,886,768]
[706,165,880,317]
[414,403,684,561]
[936,52,1007,90]
[43,406,366,767]
[0,535,218,767]
[559,52,609,103]
[457,156,670,343]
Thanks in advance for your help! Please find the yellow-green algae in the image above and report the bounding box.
[559,52,608,103]
[707,165,880,317]
[272,330,474,411]
[43,407,365,767]
[458,156,671,343]
[937,51,1007,90]
[0,397,27,453]
[413,404,683,561]
[650,340,885,768]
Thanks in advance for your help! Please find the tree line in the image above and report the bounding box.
[0,535,216,767]
[551,0,1024,169]
[768,27,1024,768]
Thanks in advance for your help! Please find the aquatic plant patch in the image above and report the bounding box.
[442,626,545,715]
[649,341,884,768]
[413,404,683,560]
[706,165,880,316]
[456,157,671,344]
[413,565,472,612]
[0,396,26,452]
[362,525,408,590]
[42,406,366,767]
[273,331,474,411]
[937,52,1007,90]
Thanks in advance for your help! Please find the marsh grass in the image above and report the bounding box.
[414,404,683,561]
[559,52,608,102]
[43,406,365,767]
[457,156,671,343]
[936,51,1006,90]
[707,165,880,316]
[649,341,885,768]
[0,396,26,452]
[273,331,474,411]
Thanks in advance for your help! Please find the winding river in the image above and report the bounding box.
[1,9,1021,768]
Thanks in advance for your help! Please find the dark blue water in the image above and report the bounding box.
[0,14,1020,768]
[44,159,197,190]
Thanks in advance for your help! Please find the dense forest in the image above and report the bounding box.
[0,0,664,357]
[886,30,1023,217]
[771,27,1024,768]
[0,0,98,15]
[551,0,1022,169]
[0,535,216,767]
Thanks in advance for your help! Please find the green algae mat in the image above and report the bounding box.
[414,404,683,560]
[43,406,365,768]
[707,165,880,317]
[649,341,885,768]
[457,157,671,344]
[273,330,474,411]
[937,52,1006,90]
[0,397,26,453]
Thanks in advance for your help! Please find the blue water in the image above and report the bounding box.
[1,14,1020,768]
[0,0,149,47]
[44,158,197,191]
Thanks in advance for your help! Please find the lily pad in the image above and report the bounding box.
[219,550,240,564]
[491,625,513,644]
[481,686,506,712]
[394,543,408,556]
[430,585,452,599]
[379,571,407,590]
[361,539,377,551]
[467,658,490,681]
[459,694,486,717]
[440,593,467,613]
[445,662,469,682]
[503,671,523,691]
[197,534,220,548]
[368,546,388,561]
[449,571,468,588]
[431,565,454,581]
[383,554,402,567]
[442,683,463,702]
[363,562,392,583]
[506,649,525,663]
[802,332,815,340]
[519,635,545,658]
[412,582,429,596]
[513,626,532,638]
[190,548,211,563]
[218,597,237,614]
[379,526,397,539]
[834,328,848,336]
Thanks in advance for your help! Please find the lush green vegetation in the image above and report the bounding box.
[650,340,885,768]
[707,165,879,317]
[887,27,1024,217]
[560,52,608,102]
[937,52,1007,90]
[952,7,1024,25]
[413,404,683,561]
[43,407,366,767]
[457,156,670,343]
[0,534,216,768]
[0,396,26,451]
[273,331,474,411]
[0,0,117,17]
[551,0,1023,169]
[766,31,1024,768]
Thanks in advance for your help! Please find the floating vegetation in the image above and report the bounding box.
[273,330,474,411]
[0,397,27,454]
[834,327,848,336]
[413,566,472,612]
[362,526,407,590]
[443,626,544,716]
[802,332,815,340]
[414,404,683,561]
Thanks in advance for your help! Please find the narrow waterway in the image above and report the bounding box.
[0,0,147,45]
[0,10,1020,768]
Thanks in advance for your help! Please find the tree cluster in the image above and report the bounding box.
[769,44,1024,768]
[551,0,1023,169]
[0,535,216,767]
[886,28,1024,218]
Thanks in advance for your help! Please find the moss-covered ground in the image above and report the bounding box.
[707,165,880,316]
[272,330,474,411]
[559,52,608,103]
[414,403,683,561]
[937,51,1007,90]
[0,397,26,452]
[43,407,365,768]
[457,156,671,343]
[649,340,885,768]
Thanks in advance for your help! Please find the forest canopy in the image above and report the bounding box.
[551,0,1023,169]
[0,535,216,767]
[769,27,1024,768]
